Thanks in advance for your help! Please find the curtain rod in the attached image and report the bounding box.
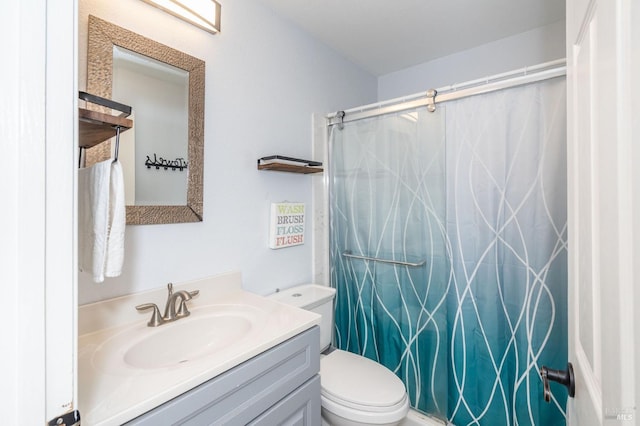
[327,58,566,126]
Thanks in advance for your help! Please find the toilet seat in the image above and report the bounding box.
[320,349,409,423]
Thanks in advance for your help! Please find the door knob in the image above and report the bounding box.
[540,363,575,402]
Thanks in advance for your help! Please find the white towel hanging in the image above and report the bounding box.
[78,159,112,283]
[78,158,127,282]
[105,160,125,277]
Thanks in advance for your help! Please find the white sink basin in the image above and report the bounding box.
[92,304,266,374]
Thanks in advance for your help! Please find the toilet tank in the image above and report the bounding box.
[269,284,336,351]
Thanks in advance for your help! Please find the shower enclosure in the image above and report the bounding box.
[328,73,568,425]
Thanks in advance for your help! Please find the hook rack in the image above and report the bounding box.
[144,154,188,171]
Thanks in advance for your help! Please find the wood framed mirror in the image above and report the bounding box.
[86,15,205,224]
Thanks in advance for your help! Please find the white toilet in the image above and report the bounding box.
[270,284,410,426]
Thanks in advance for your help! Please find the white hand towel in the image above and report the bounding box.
[105,160,125,278]
[78,159,112,283]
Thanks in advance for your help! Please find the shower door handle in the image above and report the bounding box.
[540,363,575,402]
[342,250,426,267]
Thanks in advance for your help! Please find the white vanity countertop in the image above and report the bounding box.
[78,272,320,425]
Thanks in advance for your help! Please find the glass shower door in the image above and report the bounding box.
[329,78,568,425]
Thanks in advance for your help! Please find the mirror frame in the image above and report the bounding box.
[87,15,204,224]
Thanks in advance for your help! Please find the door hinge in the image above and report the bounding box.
[48,410,80,426]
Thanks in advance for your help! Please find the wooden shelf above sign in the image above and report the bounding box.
[258,163,324,174]
[79,107,133,149]
[257,155,323,174]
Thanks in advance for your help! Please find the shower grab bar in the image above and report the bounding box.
[342,250,426,267]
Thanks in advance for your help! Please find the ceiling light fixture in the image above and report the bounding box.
[141,0,221,34]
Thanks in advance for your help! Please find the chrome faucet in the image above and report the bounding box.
[136,283,200,327]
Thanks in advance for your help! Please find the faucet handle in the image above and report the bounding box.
[174,289,198,318]
[176,299,191,318]
[136,303,165,327]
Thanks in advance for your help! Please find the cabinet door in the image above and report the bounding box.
[249,376,321,426]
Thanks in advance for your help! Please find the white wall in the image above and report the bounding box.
[78,0,376,304]
[377,20,566,101]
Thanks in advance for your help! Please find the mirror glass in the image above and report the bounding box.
[87,15,205,224]
[113,46,189,206]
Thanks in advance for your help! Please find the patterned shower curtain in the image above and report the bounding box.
[330,77,567,425]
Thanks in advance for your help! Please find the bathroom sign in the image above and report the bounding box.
[269,202,305,249]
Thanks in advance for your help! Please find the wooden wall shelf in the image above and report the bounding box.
[257,156,323,174]
[258,163,323,174]
[79,107,133,149]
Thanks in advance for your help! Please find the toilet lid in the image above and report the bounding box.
[320,349,407,409]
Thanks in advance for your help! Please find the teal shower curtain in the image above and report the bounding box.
[330,77,567,425]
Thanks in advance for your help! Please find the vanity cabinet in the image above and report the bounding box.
[124,326,321,425]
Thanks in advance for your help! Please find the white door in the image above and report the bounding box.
[0,0,77,424]
[565,0,639,424]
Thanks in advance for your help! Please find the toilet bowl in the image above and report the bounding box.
[320,349,409,426]
[269,284,409,426]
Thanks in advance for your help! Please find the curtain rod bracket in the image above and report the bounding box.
[336,111,345,130]
[426,89,437,112]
